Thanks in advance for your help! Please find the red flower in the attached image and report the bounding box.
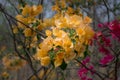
[100,54,114,65]
[108,20,120,41]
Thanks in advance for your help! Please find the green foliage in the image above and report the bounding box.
[60,60,67,70]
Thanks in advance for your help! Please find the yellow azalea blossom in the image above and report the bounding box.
[67,7,74,14]
[39,69,44,79]
[2,72,9,78]
[76,27,86,37]
[41,56,50,66]
[30,36,38,48]
[64,52,76,63]
[22,5,31,16]
[45,30,52,36]
[54,52,64,67]
[52,5,59,11]
[54,59,63,67]
[83,16,92,24]
[16,15,28,24]
[16,15,28,29]
[31,76,36,80]
[37,24,43,30]
[30,5,43,17]
[69,14,82,27]
[23,28,33,37]
[55,16,68,28]
[13,27,18,34]
[39,36,53,51]
[53,28,67,38]
[35,49,48,60]
[60,0,66,8]
[43,18,55,27]
[2,56,11,68]
[84,26,95,40]
[53,38,63,47]
[62,36,73,48]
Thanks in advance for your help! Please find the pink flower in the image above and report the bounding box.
[99,46,110,54]
[89,65,94,74]
[101,36,111,47]
[100,54,114,65]
[82,57,90,65]
[98,23,104,28]
[78,67,88,77]
[108,20,120,41]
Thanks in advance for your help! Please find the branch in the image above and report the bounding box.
[0,3,46,38]
[3,10,26,60]
[27,66,44,80]
[7,0,19,14]
[103,0,110,22]
[75,59,104,80]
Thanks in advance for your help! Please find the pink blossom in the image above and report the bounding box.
[89,65,94,74]
[108,20,120,41]
[98,23,104,28]
[82,57,90,65]
[100,54,114,65]
[99,46,110,54]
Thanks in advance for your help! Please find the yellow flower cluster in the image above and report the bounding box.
[35,13,94,67]
[16,5,43,37]
[1,72,9,79]
[2,56,26,71]
[14,2,94,69]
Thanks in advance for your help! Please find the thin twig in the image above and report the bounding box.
[75,59,104,80]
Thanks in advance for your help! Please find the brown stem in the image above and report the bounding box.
[115,56,118,80]
[0,4,46,38]
[4,11,26,60]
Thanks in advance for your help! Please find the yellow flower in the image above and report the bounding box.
[67,7,74,14]
[53,28,67,38]
[30,36,38,48]
[83,16,92,24]
[16,15,27,29]
[64,52,76,63]
[39,69,44,79]
[54,59,63,67]
[39,37,53,51]
[62,36,72,48]
[69,15,82,27]
[41,56,50,66]
[55,17,68,28]
[31,76,36,80]
[13,27,18,34]
[45,30,52,36]
[22,5,31,16]
[84,26,95,40]
[52,5,59,11]
[35,49,48,60]
[43,18,55,27]
[23,28,33,37]
[2,72,9,78]
[60,0,66,8]
[76,27,85,36]
[30,5,43,17]
[54,52,64,67]
[2,56,11,68]
[53,38,63,47]
[37,24,43,30]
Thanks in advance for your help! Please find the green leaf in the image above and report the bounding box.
[60,60,67,70]
[71,39,76,45]
[83,45,88,58]
[48,49,55,60]
[62,28,76,38]
[32,20,40,27]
